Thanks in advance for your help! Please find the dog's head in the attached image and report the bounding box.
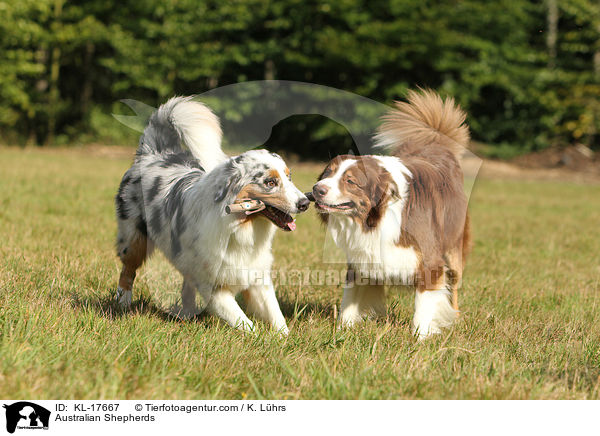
[214,149,310,231]
[312,155,401,229]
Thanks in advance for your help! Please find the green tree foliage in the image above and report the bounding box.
[0,0,598,156]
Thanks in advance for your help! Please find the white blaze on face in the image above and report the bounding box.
[262,151,306,216]
[276,163,305,212]
[315,158,357,206]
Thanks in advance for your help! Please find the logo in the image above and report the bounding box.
[2,402,50,434]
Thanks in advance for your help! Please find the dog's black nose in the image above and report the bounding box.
[296,197,310,212]
[313,183,329,198]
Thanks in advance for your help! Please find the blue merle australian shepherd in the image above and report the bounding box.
[114,97,310,334]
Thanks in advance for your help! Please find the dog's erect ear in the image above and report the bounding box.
[214,161,242,202]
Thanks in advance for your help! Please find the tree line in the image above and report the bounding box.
[1,0,599,158]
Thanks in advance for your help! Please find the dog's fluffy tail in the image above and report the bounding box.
[138,96,226,171]
[374,89,470,158]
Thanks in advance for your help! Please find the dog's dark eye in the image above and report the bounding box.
[264,178,278,188]
[346,178,357,186]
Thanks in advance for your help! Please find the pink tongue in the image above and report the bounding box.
[286,221,296,231]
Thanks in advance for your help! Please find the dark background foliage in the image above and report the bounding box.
[1,0,599,159]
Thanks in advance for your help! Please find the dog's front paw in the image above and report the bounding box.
[338,309,362,329]
[115,287,132,308]
[338,317,359,330]
[411,323,442,341]
[235,319,256,334]
[276,325,290,337]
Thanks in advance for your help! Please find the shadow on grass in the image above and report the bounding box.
[70,288,348,328]
[276,295,334,321]
[69,289,211,324]
[278,293,414,332]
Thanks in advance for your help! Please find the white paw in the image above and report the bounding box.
[276,325,290,336]
[412,288,456,340]
[116,287,132,308]
[338,310,362,329]
[412,324,442,341]
[236,320,255,333]
[413,328,441,342]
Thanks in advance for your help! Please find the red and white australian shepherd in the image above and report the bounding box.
[312,89,471,339]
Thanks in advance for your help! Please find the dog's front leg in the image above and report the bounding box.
[243,279,289,336]
[412,266,457,340]
[339,282,386,328]
[339,283,363,328]
[169,279,200,320]
[205,288,254,332]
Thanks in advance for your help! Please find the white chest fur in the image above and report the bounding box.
[213,217,275,289]
[327,205,419,284]
[328,185,419,284]
[325,155,419,285]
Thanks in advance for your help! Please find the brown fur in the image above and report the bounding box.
[389,90,470,311]
[118,234,153,292]
[397,148,469,297]
[267,169,280,180]
[315,155,398,231]
[316,88,471,314]
[375,88,470,157]
[315,156,344,226]
[235,181,291,213]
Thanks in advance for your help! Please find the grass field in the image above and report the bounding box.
[1,146,599,400]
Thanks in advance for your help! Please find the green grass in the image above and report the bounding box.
[1,146,600,399]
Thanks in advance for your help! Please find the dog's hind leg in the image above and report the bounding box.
[205,289,254,332]
[412,262,457,340]
[445,246,464,313]
[116,221,153,308]
[447,213,471,312]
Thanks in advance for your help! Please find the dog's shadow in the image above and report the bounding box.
[277,296,334,322]
[70,290,199,323]
[70,289,332,325]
